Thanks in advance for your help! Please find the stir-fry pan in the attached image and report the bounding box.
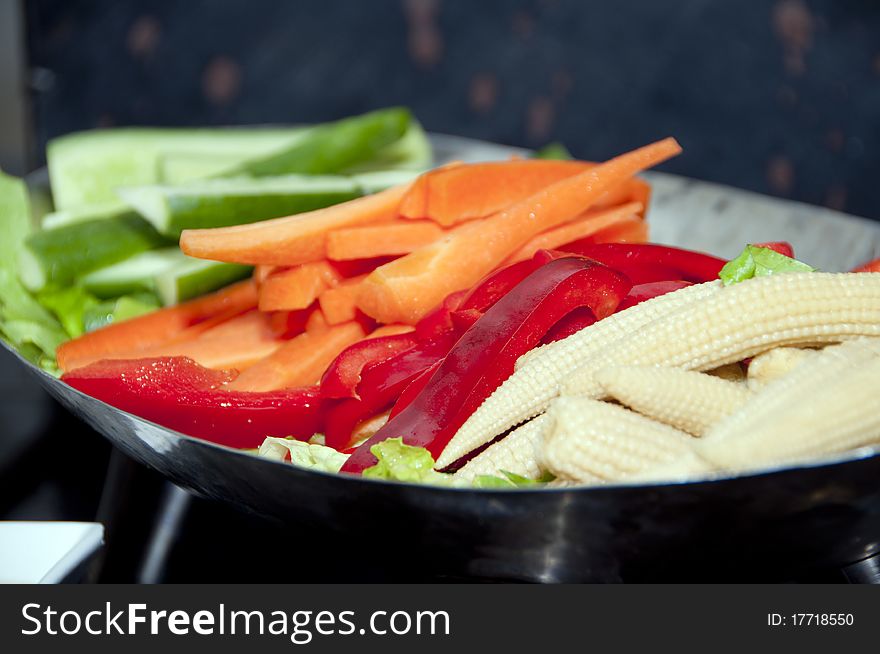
[6,135,880,582]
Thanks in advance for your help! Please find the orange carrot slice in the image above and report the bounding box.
[132,310,283,370]
[318,275,367,325]
[503,201,642,265]
[179,183,410,266]
[305,307,330,334]
[258,261,343,312]
[253,264,274,287]
[366,324,414,338]
[227,321,366,391]
[356,138,680,324]
[583,215,649,244]
[399,160,593,226]
[326,220,446,260]
[57,280,258,372]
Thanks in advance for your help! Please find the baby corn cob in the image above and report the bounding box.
[697,338,880,470]
[746,346,815,392]
[453,415,548,483]
[542,397,695,482]
[596,366,752,436]
[562,273,880,399]
[436,281,722,468]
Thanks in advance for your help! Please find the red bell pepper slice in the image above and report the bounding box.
[616,280,693,312]
[62,357,321,448]
[539,307,597,345]
[557,242,725,283]
[413,290,467,340]
[388,359,442,419]
[323,331,460,449]
[852,257,880,273]
[341,256,631,473]
[320,332,419,399]
[752,241,794,258]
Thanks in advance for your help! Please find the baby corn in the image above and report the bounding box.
[436,281,722,468]
[453,416,548,483]
[746,346,815,392]
[542,397,695,482]
[596,366,752,436]
[562,273,880,399]
[697,338,880,471]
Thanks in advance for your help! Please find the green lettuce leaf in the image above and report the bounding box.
[82,293,160,333]
[0,171,68,371]
[362,437,452,485]
[258,437,348,473]
[532,142,573,160]
[37,285,101,338]
[719,245,816,286]
[474,470,555,489]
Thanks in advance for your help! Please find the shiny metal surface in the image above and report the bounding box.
[9,135,880,581]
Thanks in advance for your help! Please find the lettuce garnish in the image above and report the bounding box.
[362,437,452,485]
[259,437,348,473]
[719,245,816,286]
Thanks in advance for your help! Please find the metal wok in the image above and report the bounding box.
[8,135,880,582]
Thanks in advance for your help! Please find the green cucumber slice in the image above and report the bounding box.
[81,248,185,298]
[343,118,431,173]
[117,175,361,237]
[351,170,422,194]
[47,126,311,210]
[18,213,168,291]
[83,293,161,333]
[155,258,251,306]
[41,200,131,229]
[222,107,412,177]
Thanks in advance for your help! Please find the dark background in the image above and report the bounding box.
[2,0,878,582]
[20,0,880,219]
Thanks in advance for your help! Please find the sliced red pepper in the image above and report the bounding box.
[341,256,631,473]
[388,359,442,418]
[323,331,459,449]
[62,357,321,448]
[557,242,725,283]
[752,241,794,258]
[852,257,880,273]
[413,290,467,340]
[616,280,693,312]
[268,306,314,339]
[320,331,419,399]
[540,307,597,345]
[613,263,681,284]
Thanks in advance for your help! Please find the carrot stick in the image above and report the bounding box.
[253,264,274,287]
[258,261,342,312]
[227,321,366,391]
[305,307,330,333]
[357,138,681,324]
[179,183,410,267]
[318,275,366,325]
[326,220,446,260]
[57,280,258,372]
[399,160,594,226]
[503,201,642,265]
[582,215,649,244]
[132,310,283,370]
[367,324,414,338]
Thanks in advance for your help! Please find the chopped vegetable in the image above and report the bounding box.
[82,294,161,333]
[559,243,725,283]
[118,174,361,237]
[343,255,631,472]
[36,285,101,338]
[56,279,257,372]
[356,138,681,324]
[18,212,168,291]
[179,182,410,266]
[62,357,322,447]
[361,437,451,485]
[317,275,367,324]
[259,437,348,473]
[325,219,446,260]
[851,257,880,273]
[320,331,418,399]
[258,262,343,312]
[532,142,573,160]
[226,321,366,391]
[719,244,815,286]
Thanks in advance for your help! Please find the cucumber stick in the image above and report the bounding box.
[18,212,168,291]
[118,175,362,237]
[82,247,250,305]
[47,126,311,210]
[155,257,251,306]
[222,107,412,177]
